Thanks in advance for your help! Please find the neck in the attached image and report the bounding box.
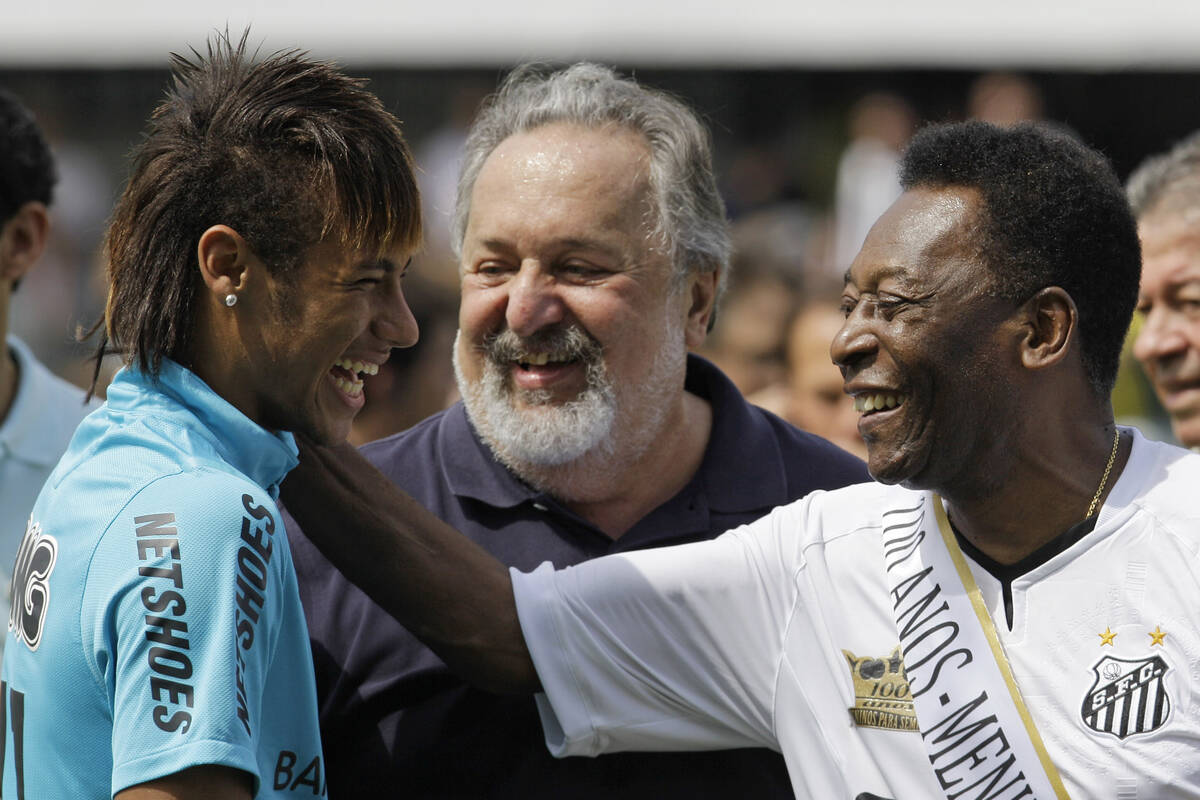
[188,301,259,427]
[0,285,14,423]
[0,344,17,425]
[943,417,1128,565]
[0,287,15,424]
[521,390,712,540]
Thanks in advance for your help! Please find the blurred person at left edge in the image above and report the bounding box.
[0,31,421,799]
[0,87,100,656]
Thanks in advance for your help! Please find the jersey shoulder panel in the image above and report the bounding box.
[95,467,292,793]
[1120,439,1200,548]
[755,481,902,553]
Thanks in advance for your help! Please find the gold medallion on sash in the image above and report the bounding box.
[843,646,919,732]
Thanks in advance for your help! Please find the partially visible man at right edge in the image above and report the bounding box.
[1127,134,1200,451]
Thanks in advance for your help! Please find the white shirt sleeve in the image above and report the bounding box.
[512,506,807,758]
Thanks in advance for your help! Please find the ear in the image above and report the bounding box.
[196,225,253,300]
[0,202,50,284]
[1018,286,1077,371]
[683,267,720,349]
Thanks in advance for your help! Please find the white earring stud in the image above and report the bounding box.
[224,293,238,307]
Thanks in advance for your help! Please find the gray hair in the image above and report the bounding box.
[1127,131,1200,219]
[452,62,731,301]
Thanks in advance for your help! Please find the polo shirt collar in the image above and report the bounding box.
[687,354,790,512]
[438,401,534,508]
[438,354,789,515]
[1,336,71,466]
[106,359,298,493]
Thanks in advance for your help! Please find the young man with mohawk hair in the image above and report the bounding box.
[1,33,422,799]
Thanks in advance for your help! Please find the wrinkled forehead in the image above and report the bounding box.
[1138,178,1200,226]
[1137,212,1200,291]
[1139,204,1200,246]
[844,186,984,290]
[464,123,658,254]
[481,123,651,197]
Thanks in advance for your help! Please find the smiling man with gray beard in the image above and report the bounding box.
[457,311,685,496]
[284,62,867,799]
[457,325,622,474]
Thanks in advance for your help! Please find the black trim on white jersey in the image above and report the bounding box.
[952,515,1098,629]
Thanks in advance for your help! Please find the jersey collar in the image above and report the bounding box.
[0,336,84,466]
[107,359,299,494]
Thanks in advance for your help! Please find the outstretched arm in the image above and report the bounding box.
[281,437,539,694]
[117,765,252,800]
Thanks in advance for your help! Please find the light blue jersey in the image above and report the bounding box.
[1,361,326,798]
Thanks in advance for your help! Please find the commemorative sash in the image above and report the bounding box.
[880,493,1071,800]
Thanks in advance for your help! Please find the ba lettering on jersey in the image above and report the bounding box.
[135,512,197,734]
[9,518,57,651]
[234,493,277,737]
[275,750,327,795]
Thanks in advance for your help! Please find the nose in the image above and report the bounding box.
[1132,305,1188,367]
[830,306,877,375]
[373,272,420,349]
[505,261,565,337]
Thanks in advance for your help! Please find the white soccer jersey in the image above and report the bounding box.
[513,428,1200,800]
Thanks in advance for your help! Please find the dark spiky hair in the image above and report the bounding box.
[0,88,55,225]
[97,30,421,382]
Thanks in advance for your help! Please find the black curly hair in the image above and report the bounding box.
[0,88,55,225]
[899,121,1141,397]
[98,29,422,381]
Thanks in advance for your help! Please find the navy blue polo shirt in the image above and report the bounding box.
[287,355,868,799]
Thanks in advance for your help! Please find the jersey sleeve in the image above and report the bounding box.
[512,497,814,758]
[82,468,288,795]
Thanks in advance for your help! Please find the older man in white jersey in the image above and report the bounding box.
[283,120,1200,799]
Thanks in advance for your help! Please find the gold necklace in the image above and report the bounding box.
[1086,428,1121,519]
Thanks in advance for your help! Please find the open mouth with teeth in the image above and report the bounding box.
[854,391,903,415]
[516,352,572,370]
[329,358,379,398]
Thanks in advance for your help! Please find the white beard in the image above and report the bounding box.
[453,313,686,501]
[454,327,618,468]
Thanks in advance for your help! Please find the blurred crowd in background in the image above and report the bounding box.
[0,63,1182,453]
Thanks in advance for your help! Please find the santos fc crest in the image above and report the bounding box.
[1081,654,1171,739]
[9,518,57,652]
